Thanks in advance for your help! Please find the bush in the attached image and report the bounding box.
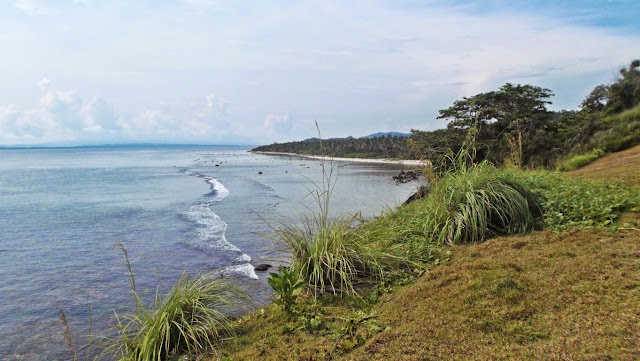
[272,210,394,296]
[556,149,605,172]
[591,104,640,152]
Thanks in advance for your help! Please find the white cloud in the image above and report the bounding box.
[1,1,639,143]
[82,97,120,131]
[204,93,229,117]
[0,81,122,144]
[0,78,247,144]
[263,113,292,136]
[37,78,50,91]
[13,0,58,16]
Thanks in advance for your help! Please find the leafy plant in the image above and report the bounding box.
[268,266,305,313]
[497,168,640,229]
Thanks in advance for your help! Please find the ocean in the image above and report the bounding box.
[0,146,418,360]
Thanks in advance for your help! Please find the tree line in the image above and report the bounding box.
[252,135,409,159]
[253,59,640,168]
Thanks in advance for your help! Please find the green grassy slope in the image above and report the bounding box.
[213,150,640,361]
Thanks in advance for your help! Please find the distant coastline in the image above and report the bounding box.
[252,150,423,166]
[0,143,255,150]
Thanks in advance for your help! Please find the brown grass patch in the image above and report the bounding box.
[570,144,640,186]
[347,226,640,361]
[216,224,640,361]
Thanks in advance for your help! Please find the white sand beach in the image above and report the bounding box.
[252,151,424,166]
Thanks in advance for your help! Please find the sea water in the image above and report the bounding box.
[0,146,418,360]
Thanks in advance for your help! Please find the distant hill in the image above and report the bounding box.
[360,132,411,139]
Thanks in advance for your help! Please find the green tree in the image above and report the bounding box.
[607,59,640,113]
[580,84,609,113]
[438,83,553,135]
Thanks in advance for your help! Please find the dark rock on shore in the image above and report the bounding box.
[404,185,431,205]
[253,263,272,271]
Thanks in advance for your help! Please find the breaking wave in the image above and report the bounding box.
[182,170,256,279]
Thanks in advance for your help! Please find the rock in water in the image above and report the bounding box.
[254,263,272,271]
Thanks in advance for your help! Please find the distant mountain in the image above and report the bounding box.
[360,132,411,139]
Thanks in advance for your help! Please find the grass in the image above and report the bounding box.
[556,148,605,171]
[94,245,249,361]
[213,129,640,360]
[266,149,410,296]
[265,123,416,297]
[570,144,640,187]
[497,168,640,229]
[591,104,640,153]
[215,225,640,361]
[361,145,540,261]
[347,227,640,361]
[271,212,393,296]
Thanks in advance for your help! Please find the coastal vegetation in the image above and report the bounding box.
[86,59,640,360]
[254,59,640,172]
[212,144,640,361]
[89,246,249,361]
[252,135,409,159]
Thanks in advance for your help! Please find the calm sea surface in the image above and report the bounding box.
[0,146,418,360]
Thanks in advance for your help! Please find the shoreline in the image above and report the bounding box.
[251,151,424,166]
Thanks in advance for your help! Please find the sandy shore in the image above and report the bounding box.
[252,151,424,166]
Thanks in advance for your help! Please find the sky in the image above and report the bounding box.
[0,0,639,146]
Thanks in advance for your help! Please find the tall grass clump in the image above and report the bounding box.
[96,245,248,361]
[266,123,409,297]
[404,162,538,246]
[364,127,540,252]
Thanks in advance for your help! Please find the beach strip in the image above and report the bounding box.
[252,151,423,166]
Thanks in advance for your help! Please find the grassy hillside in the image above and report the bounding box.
[216,228,640,360]
[212,150,640,361]
[570,144,640,186]
[557,105,640,172]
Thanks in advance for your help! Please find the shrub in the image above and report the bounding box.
[590,104,640,152]
[266,124,412,296]
[363,130,541,261]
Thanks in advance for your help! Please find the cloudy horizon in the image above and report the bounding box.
[1,0,639,146]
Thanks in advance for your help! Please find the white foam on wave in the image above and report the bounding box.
[183,170,230,201]
[185,204,241,252]
[204,177,230,201]
[236,253,252,262]
[182,170,257,280]
[222,263,259,280]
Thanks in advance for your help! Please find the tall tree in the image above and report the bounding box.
[438,83,553,135]
[607,59,640,113]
